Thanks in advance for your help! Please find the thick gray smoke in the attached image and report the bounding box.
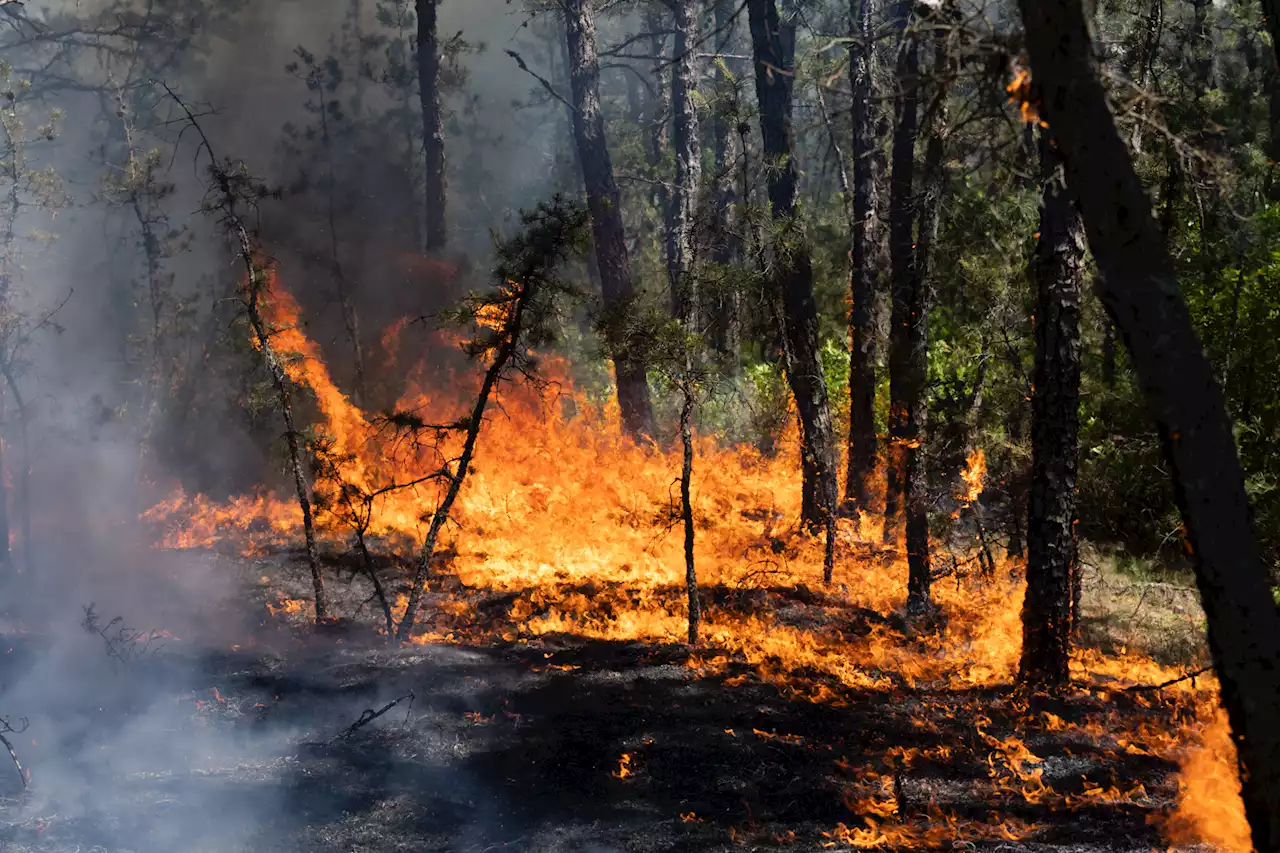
[0,1,587,848]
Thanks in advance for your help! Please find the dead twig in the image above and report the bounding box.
[1124,665,1214,694]
[81,603,169,665]
[0,715,29,788]
[330,691,416,743]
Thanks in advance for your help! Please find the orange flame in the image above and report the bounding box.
[953,448,987,517]
[143,271,1242,852]
[1159,704,1251,852]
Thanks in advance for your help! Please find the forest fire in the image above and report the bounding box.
[0,0,1272,848]
[139,277,1247,851]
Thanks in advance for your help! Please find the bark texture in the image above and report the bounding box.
[883,0,920,539]
[680,386,700,644]
[1019,1,1280,846]
[845,0,881,513]
[1019,130,1086,689]
[564,0,655,440]
[711,0,742,360]
[669,0,702,326]
[747,0,838,530]
[416,0,447,251]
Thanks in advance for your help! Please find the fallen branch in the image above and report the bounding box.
[1124,665,1214,694]
[330,691,415,743]
[0,716,29,789]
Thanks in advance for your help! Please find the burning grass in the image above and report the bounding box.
[142,278,1247,851]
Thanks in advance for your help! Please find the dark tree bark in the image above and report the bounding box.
[564,0,655,441]
[1267,58,1280,201]
[710,0,742,360]
[669,0,702,325]
[882,0,920,539]
[1019,130,1086,689]
[416,0,447,251]
[746,0,838,530]
[1019,1,1280,846]
[844,0,881,514]
[680,383,700,644]
[1265,0,1280,68]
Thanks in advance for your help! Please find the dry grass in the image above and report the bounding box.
[1075,546,1208,669]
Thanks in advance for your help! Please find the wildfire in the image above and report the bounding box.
[266,598,306,617]
[143,272,1245,850]
[953,447,987,516]
[1159,704,1252,853]
[1006,65,1047,129]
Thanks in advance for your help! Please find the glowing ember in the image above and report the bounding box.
[266,598,306,617]
[612,753,633,779]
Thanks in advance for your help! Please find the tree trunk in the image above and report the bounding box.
[3,369,31,578]
[883,0,920,540]
[563,0,655,442]
[711,0,742,362]
[747,0,838,531]
[416,0,447,251]
[1019,130,1086,690]
[845,0,881,514]
[669,0,702,326]
[1267,57,1280,201]
[1265,0,1280,69]
[1019,1,1280,846]
[680,383,700,644]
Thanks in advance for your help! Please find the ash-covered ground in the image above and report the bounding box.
[0,550,1183,853]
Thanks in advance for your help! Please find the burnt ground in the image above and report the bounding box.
[0,550,1188,853]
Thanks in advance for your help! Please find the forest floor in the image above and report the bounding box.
[0,547,1210,853]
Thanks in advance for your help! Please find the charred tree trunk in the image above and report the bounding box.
[883,0,920,540]
[564,0,655,441]
[1020,1,1280,845]
[669,0,702,325]
[884,0,953,614]
[845,0,882,514]
[680,381,700,644]
[1019,130,1086,690]
[417,0,447,251]
[747,0,838,531]
[902,124,944,614]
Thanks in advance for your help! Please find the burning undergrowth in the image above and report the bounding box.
[131,275,1247,851]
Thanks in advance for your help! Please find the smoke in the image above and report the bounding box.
[0,1,594,847]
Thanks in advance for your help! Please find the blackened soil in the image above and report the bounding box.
[0,554,1185,853]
